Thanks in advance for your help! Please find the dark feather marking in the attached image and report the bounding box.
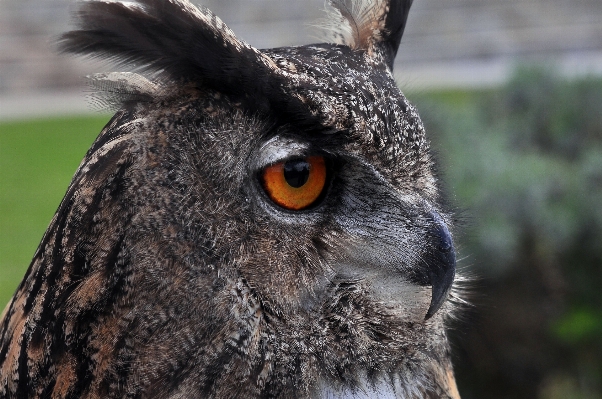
[16,329,29,395]
[23,211,66,315]
[39,378,56,399]
[0,320,9,368]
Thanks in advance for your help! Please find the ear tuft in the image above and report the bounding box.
[58,0,280,93]
[58,0,306,115]
[321,0,413,70]
[321,0,388,50]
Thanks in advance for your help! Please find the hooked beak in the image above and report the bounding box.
[424,218,456,319]
[328,205,456,321]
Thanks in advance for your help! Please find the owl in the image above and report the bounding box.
[0,0,461,397]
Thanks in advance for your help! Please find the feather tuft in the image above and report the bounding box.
[319,0,414,69]
[320,0,388,50]
[58,0,279,93]
[57,0,301,116]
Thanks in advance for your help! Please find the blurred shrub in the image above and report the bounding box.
[411,67,602,399]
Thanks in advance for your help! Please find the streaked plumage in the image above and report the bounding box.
[0,0,462,397]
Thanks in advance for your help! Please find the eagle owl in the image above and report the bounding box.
[0,0,461,397]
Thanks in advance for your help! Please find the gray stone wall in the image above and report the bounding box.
[1,0,601,94]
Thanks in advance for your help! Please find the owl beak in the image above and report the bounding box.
[424,218,456,320]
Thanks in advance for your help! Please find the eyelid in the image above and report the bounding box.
[255,136,311,170]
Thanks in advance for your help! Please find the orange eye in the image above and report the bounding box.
[261,156,327,211]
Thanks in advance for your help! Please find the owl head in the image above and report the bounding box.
[0,0,461,397]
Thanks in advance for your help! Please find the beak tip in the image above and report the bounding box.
[424,266,455,320]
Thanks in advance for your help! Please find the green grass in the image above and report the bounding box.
[0,115,110,310]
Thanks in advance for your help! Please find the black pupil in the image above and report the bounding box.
[284,159,310,188]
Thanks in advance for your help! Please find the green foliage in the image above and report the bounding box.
[0,116,108,309]
[410,67,602,399]
[553,308,602,345]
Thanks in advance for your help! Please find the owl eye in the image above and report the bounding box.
[261,156,327,211]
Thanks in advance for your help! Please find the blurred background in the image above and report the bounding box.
[1,0,601,397]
